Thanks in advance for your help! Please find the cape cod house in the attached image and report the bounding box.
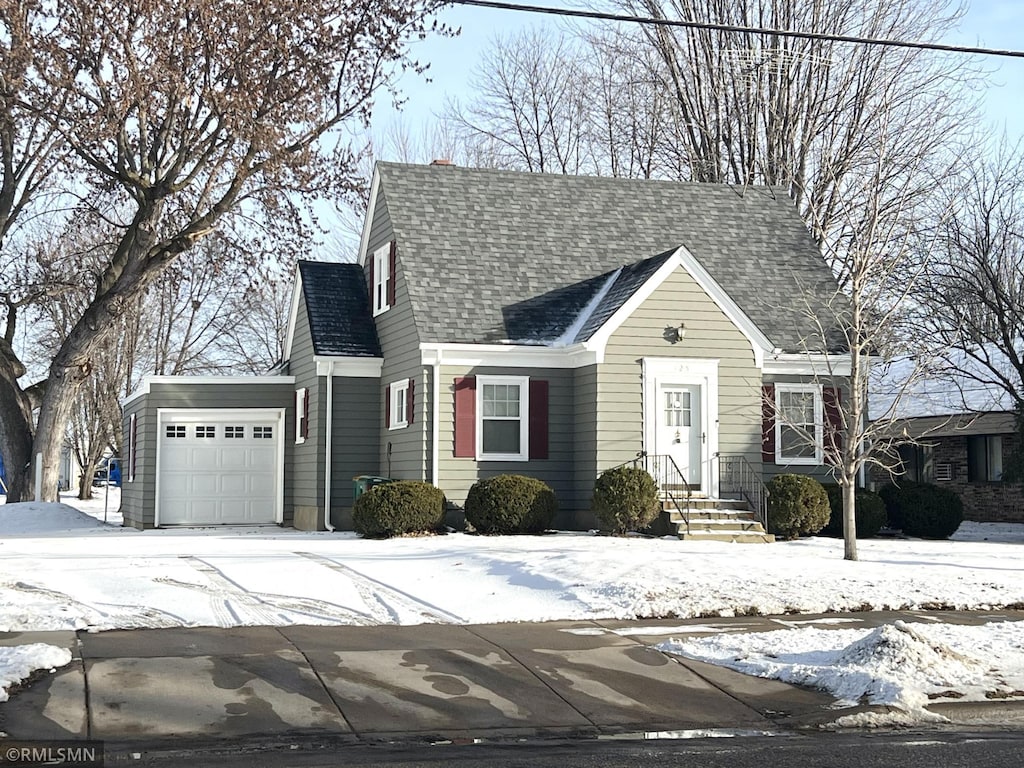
[120,162,849,532]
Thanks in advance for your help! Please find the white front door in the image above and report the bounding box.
[643,358,720,497]
[658,384,702,488]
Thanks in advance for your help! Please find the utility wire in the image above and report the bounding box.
[451,0,1024,60]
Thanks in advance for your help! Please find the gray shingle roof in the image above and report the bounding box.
[376,163,845,353]
[298,260,381,357]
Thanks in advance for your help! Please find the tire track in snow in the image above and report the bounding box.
[5,580,188,628]
[154,576,376,626]
[296,552,464,625]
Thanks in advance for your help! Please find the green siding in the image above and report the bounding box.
[290,297,324,513]
[598,266,764,481]
[366,184,427,482]
[329,377,380,529]
[436,365,577,528]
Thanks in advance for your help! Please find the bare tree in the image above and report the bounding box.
[445,28,592,174]
[914,140,1024,479]
[0,0,445,502]
[620,0,977,246]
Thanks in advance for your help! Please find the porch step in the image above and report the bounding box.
[658,498,774,543]
[678,530,776,544]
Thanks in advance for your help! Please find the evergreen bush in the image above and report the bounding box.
[352,480,446,538]
[895,483,963,539]
[591,465,661,534]
[464,474,558,534]
[765,473,830,539]
[820,483,888,538]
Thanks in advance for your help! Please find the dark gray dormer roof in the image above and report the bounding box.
[298,260,381,357]
[375,163,846,353]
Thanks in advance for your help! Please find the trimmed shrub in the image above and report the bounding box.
[765,474,830,540]
[464,474,558,534]
[591,466,661,534]
[352,480,446,538]
[820,484,888,538]
[880,481,963,539]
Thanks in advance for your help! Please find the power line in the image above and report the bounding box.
[451,0,1024,60]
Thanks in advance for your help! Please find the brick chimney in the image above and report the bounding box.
[430,159,454,166]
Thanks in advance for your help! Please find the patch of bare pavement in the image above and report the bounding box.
[1,611,1023,762]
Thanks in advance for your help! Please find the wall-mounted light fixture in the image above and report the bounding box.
[663,322,686,344]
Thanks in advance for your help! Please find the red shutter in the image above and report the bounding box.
[529,379,549,460]
[387,240,397,307]
[368,254,375,302]
[761,384,776,463]
[823,386,843,464]
[453,376,476,458]
[302,387,310,439]
[407,378,415,425]
[385,384,391,428]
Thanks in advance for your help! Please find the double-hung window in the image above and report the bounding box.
[477,375,529,461]
[389,379,409,429]
[775,384,823,465]
[373,244,390,315]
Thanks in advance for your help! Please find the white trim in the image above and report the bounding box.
[282,264,303,362]
[420,343,598,369]
[154,407,285,528]
[774,383,824,465]
[123,375,296,406]
[294,388,307,444]
[642,358,720,496]
[389,379,410,430]
[356,167,382,267]
[127,413,137,483]
[476,374,530,462]
[431,352,441,486]
[763,353,852,376]
[323,361,336,531]
[314,356,383,378]
[585,247,773,368]
[372,244,391,316]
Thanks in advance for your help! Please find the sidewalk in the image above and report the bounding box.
[2,611,1023,751]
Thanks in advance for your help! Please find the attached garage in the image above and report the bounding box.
[156,410,285,525]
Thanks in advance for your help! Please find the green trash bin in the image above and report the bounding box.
[353,475,392,500]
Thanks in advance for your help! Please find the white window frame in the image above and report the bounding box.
[476,375,529,462]
[127,413,137,483]
[775,383,823,465]
[389,379,409,430]
[372,244,390,316]
[295,388,307,444]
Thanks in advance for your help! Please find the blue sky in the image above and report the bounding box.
[376,0,1024,150]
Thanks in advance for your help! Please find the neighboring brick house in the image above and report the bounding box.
[871,355,1024,523]
[880,412,1024,523]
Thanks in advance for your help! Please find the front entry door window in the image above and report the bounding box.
[660,385,702,487]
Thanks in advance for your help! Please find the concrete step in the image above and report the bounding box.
[684,519,766,532]
[677,530,776,544]
[665,508,758,522]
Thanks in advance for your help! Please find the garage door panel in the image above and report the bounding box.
[158,413,281,526]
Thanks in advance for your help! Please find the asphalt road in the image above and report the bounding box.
[119,731,1024,767]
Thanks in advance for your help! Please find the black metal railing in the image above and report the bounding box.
[717,454,769,530]
[610,452,692,534]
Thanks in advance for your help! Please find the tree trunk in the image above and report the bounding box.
[32,377,80,502]
[842,471,858,561]
[0,367,34,503]
[77,469,93,501]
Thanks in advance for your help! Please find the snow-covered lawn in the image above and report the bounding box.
[1,492,1023,723]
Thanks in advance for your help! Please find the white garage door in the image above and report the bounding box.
[158,411,282,525]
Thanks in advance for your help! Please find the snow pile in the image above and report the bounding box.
[0,644,73,702]
[0,501,115,536]
[659,620,1024,724]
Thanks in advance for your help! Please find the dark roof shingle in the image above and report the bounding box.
[298,261,381,357]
